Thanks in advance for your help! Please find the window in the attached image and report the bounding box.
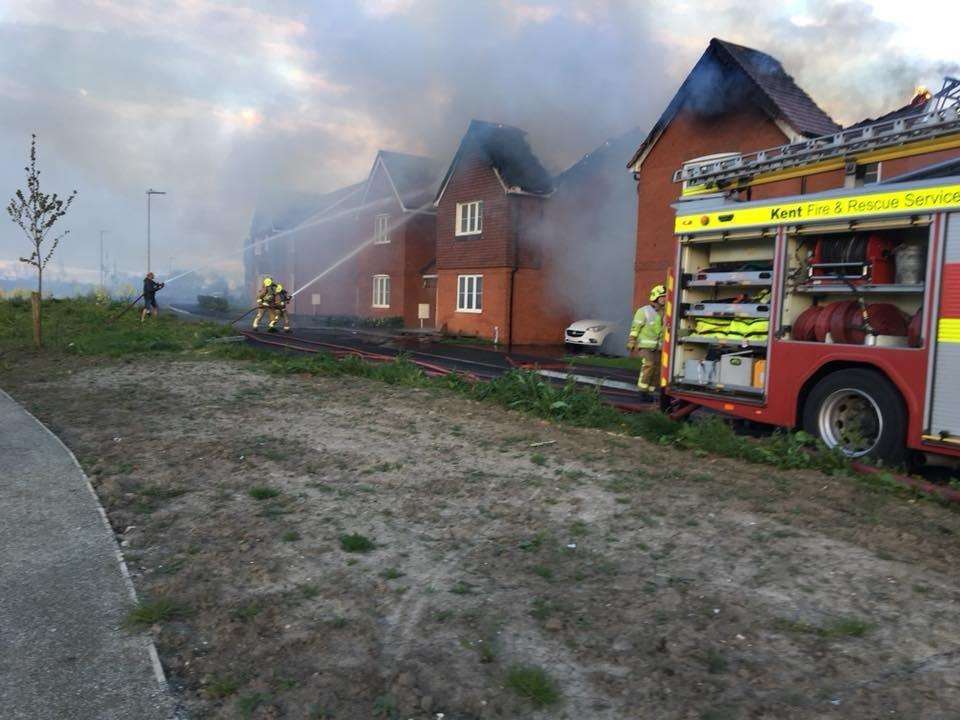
[372,275,390,308]
[457,274,483,312]
[310,293,321,306]
[455,201,483,236]
[374,213,390,244]
[855,162,880,187]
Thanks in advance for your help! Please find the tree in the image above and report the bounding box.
[6,134,77,348]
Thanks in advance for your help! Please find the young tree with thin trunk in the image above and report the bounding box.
[6,134,77,348]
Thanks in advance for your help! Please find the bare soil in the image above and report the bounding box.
[6,357,960,720]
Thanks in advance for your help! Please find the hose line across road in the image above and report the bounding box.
[0,390,177,720]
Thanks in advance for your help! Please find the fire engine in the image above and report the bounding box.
[662,94,960,465]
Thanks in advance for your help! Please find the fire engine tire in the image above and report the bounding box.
[802,368,907,466]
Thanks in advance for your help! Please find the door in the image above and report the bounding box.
[418,275,438,329]
[926,212,960,440]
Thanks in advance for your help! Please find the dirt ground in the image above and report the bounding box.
[5,357,960,720]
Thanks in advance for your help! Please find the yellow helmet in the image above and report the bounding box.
[263,277,273,287]
[275,284,283,292]
[649,284,666,302]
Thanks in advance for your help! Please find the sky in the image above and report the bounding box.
[0,0,957,288]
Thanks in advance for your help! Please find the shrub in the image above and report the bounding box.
[340,533,376,553]
[197,294,229,312]
[505,665,561,707]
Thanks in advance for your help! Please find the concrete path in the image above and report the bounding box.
[0,390,177,719]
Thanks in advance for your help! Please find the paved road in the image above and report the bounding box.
[0,390,177,720]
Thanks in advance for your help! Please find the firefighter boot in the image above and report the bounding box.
[252,307,266,331]
[267,308,279,333]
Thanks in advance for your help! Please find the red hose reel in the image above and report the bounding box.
[793,301,908,344]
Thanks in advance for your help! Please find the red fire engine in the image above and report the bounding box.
[663,102,960,465]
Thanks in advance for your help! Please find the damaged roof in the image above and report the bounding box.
[627,38,839,169]
[557,126,647,187]
[435,119,554,204]
[366,150,443,212]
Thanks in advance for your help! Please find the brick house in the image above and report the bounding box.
[353,150,441,327]
[433,120,561,345]
[245,183,363,316]
[627,38,840,309]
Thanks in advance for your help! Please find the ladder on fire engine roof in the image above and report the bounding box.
[673,77,960,187]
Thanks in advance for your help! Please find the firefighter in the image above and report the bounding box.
[253,277,276,331]
[271,284,292,333]
[140,272,165,323]
[627,284,666,393]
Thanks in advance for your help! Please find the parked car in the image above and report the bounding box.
[564,319,619,352]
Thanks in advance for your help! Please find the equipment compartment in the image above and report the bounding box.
[781,224,930,346]
[672,233,773,399]
[685,302,770,318]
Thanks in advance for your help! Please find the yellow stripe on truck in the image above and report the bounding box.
[676,183,960,233]
[938,318,960,343]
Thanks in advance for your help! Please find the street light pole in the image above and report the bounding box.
[99,229,108,291]
[146,188,166,273]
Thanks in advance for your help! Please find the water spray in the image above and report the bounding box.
[288,200,435,299]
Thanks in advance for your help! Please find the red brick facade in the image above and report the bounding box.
[434,146,564,344]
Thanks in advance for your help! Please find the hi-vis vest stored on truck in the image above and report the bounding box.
[662,110,960,465]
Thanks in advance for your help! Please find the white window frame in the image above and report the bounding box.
[455,201,483,236]
[372,274,391,308]
[374,213,391,244]
[456,274,483,313]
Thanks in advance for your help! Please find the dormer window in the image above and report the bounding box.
[455,201,483,236]
[374,213,390,244]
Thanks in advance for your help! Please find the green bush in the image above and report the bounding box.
[197,294,229,312]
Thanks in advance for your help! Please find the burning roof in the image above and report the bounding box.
[627,37,840,169]
[435,119,554,204]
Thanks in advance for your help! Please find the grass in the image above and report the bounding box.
[2,297,864,486]
[248,485,281,500]
[206,675,241,699]
[0,295,232,358]
[776,615,873,639]
[281,529,301,542]
[125,597,190,628]
[504,664,561,707]
[231,601,262,623]
[339,533,376,553]
[566,354,643,371]
[236,691,272,718]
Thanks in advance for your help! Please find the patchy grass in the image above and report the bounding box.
[280,529,301,542]
[247,485,281,500]
[776,615,873,639]
[125,597,190,628]
[339,533,376,553]
[504,664,561,708]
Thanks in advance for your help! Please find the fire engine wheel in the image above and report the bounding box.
[802,369,906,465]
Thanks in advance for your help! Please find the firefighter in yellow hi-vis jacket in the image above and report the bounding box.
[271,284,292,333]
[626,284,666,393]
[253,277,276,331]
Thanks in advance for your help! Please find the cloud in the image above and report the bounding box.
[0,0,954,289]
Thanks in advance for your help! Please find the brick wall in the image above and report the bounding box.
[436,147,514,269]
[436,267,511,340]
[633,106,790,309]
